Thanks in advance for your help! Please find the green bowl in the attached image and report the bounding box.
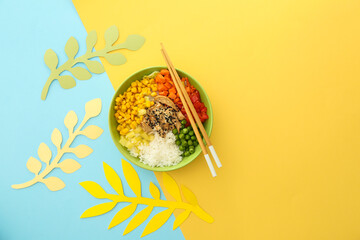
[109,66,213,171]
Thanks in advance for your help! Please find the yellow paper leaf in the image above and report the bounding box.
[149,182,160,199]
[70,145,93,158]
[26,157,42,175]
[85,98,102,118]
[65,36,79,59]
[104,52,126,65]
[42,176,65,191]
[81,125,103,140]
[86,30,97,52]
[38,143,52,165]
[122,160,142,196]
[58,159,81,174]
[103,162,124,196]
[84,60,105,74]
[51,128,62,149]
[123,206,154,236]
[108,203,137,229]
[69,67,91,80]
[162,172,181,202]
[141,208,173,237]
[44,49,58,70]
[58,75,76,89]
[181,185,198,206]
[81,202,117,218]
[80,181,108,199]
[173,210,191,230]
[64,110,78,133]
[104,25,119,46]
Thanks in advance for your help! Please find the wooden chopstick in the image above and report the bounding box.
[160,44,222,168]
[160,49,217,177]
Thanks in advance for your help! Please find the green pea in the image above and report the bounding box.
[181,120,187,125]
[184,151,190,157]
[175,140,181,146]
[179,133,185,139]
[187,126,192,131]
[179,146,185,151]
[175,135,180,140]
[189,148,195,154]
[194,141,199,146]
[172,129,178,135]
[189,145,195,150]
[185,135,190,140]
[189,131,194,136]
[182,128,189,134]
[182,140,188,147]
[191,136,196,140]
[188,140,193,146]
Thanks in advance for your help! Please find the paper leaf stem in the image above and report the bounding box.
[41,25,145,100]
[11,98,103,191]
[80,160,213,237]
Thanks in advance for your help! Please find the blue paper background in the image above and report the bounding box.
[0,0,185,239]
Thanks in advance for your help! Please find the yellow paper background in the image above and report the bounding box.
[73,0,360,239]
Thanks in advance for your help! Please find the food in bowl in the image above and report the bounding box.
[113,69,209,167]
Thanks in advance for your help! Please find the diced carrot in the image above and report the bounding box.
[164,82,172,89]
[169,88,176,94]
[156,73,166,83]
[159,90,168,96]
[164,75,171,82]
[168,92,176,99]
[158,83,167,92]
[160,69,170,76]
[186,86,191,93]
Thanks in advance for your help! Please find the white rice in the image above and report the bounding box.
[137,132,183,167]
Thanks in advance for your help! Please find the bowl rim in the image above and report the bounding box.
[108,66,213,171]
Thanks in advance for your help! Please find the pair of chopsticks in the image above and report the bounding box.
[160,43,222,177]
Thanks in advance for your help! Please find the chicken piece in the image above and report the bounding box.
[155,95,185,120]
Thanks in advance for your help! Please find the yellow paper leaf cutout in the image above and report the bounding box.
[85,98,102,118]
[173,210,191,230]
[81,125,103,140]
[162,172,182,202]
[103,162,124,196]
[58,159,81,174]
[51,128,62,149]
[80,181,108,199]
[123,206,154,236]
[149,182,160,199]
[64,36,79,59]
[81,202,117,218]
[64,110,78,133]
[181,185,198,206]
[42,176,65,191]
[80,161,214,237]
[141,208,174,237]
[26,157,42,175]
[41,26,145,100]
[108,203,137,230]
[11,99,103,191]
[38,143,52,165]
[122,160,142,196]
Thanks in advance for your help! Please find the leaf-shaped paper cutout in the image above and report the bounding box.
[42,176,65,191]
[122,160,141,196]
[70,145,93,158]
[26,157,42,175]
[81,202,117,218]
[85,98,102,118]
[108,203,137,229]
[84,60,105,74]
[44,49,58,70]
[104,25,119,46]
[80,181,108,199]
[64,110,78,133]
[69,67,91,80]
[123,206,154,236]
[38,143,52,165]
[173,210,191,230]
[124,35,146,51]
[181,185,198,206]
[65,36,79,59]
[162,172,181,201]
[103,162,124,196]
[149,182,160,199]
[58,159,81,174]
[104,52,127,65]
[141,208,174,237]
[58,75,76,89]
[86,30,97,52]
[51,128,62,149]
[81,125,103,140]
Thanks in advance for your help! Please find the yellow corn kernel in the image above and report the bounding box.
[150,101,154,106]
[126,102,131,109]
[122,100,126,105]
[120,128,129,135]
[121,105,126,112]
[130,121,137,129]
[120,112,125,117]
[140,115,144,121]
[114,112,119,118]
[130,96,135,102]
[149,79,155,84]
[125,113,130,119]
[150,92,157,97]
[145,101,151,108]
[151,86,158,92]
[136,87,141,93]
[130,87,136,93]
[126,119,132,124]
[115,97,121,103]
[139,98,145,103]
[130,115,134,120]
[127,109,131,114]
[117,120,122,124]
[117,125,122,131]
[138,82,143,87]
[131,82,137,87]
